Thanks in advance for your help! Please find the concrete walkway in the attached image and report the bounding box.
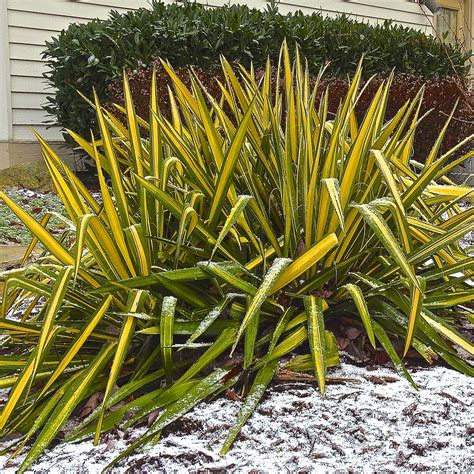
[0,245,29,271]
[0,245,29,300]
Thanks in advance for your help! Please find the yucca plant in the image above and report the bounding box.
[0,43,473,471]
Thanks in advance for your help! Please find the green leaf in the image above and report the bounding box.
[176,327,238,384]
[107,368,237,470]
[304,296,327,393]
[161,296,177,384]
[372,321,417,389]
[18,345,116,474]
[208,97,256,229]
[404,277,425,356]
[321,178,345,232]
[342,283,376,348]
[353,203,419,290]
[94,291,144,444]
[232,258,291,353]
[211,195,253,261]
[221,359,279,455]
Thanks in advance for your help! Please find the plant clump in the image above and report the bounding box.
[0,45,473,472]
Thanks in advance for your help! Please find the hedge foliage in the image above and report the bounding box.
[42,1,470,139]
[109,62,473,163]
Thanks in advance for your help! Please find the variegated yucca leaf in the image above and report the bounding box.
[0,44,472,469]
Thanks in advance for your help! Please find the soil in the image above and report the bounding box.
[0,363,472,473]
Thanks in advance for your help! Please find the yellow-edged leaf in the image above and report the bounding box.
[304,296,327,393]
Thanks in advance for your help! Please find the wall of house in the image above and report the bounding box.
[0,0,434,169]
[3,0,149,144]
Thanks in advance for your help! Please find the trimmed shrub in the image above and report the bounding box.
[42,1,470,139]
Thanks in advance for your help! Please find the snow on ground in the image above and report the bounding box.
[0,363,472,473]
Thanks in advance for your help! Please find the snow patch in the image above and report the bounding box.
[0,363,472,473]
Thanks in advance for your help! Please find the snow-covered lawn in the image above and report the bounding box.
[1,363,472,473]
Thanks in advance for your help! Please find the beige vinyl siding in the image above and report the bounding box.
[11,92,49,109]
[207,0,432,28]
[6,0,150,141]
[5,0,433,142]
[277,1,432,29]
[11,76,54,93]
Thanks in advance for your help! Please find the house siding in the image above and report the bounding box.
[276,0,432,28]
[0,0,434,168]
[5,0,149,144]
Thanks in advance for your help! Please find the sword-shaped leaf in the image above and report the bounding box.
[343,283,376,348]
[32,266,74,377]
[304,296,327,393]
[177,327,238,384]
[73,214,93,285]
[208,98,256,229]
[232,258,291,353]
[272,234,338,293]
[422,312,474,355]
[0,192,74,266]
[161,296,177,384]
[18,344,115,474]
[371,149,405,214]
[38,295,113,397]
[244,299,260,369]
[185,294,243,346]
[211,195,253,261]
[107,368,236,470]
[353,203,419,290]
[221,359,279,455]
[322,178,345,232]
[94,291,144,444]
[372,321,417,389]
[404,277,425,356]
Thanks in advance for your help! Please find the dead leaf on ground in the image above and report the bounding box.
[346,327,361,340]
[276,369,359,385]
[365,375,399,385]
[148,409,160,426]
[336,337,350,350]
[225,388,241,401]
[79,392,104,418]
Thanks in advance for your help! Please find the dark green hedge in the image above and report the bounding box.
[42,1,470,139]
